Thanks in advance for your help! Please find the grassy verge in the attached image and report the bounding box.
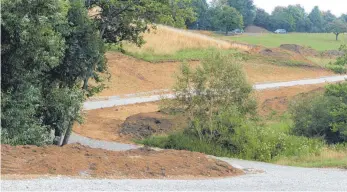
[275,145,347,168]
[218,33,347,51]
[110,45,241,62]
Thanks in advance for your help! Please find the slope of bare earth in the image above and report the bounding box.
[1,144,242,179]
[100,52,333,96]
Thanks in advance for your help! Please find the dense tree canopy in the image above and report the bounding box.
[215,5,243,34]
[1,0,193,146]
[226,0,256,26]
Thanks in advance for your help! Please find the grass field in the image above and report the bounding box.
[221,33,347,51]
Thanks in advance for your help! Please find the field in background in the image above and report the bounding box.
[219,33,347,51]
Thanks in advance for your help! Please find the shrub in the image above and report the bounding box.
[327,44,347,74]
[290,82,347,143]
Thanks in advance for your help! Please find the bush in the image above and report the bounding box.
[290,82,347,143]
[140,114,324,162]
[327,44,347,74]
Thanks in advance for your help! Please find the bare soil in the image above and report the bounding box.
[120,111,187,139]
[73,102,160,143]
[244,25,270,33]
[1,144,243,179]
[257,84,325,116]
[100,52,333,96]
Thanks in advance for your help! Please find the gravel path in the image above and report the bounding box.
[84,75,347,110]
[68,133,139,151]
[2,158,347,191]
[3,75,347,191]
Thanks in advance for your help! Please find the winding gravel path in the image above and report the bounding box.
[84,75,347,110]
[2,75,347,191]
[2,158,347,191]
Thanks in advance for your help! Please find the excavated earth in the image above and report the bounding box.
[1,144,243,179]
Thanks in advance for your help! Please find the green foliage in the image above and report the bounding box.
[2,0,169,145]
[170,52,255,141]
[327,20,347,41]
[222,33,347,51]
[327,44,347,73]
[308,6,323,32]
[226,0,256,26]
[140,117,324,162]
[254,8,271,30]
[290,82,347,143]
[214,5,244,34]
[117,47,240,62]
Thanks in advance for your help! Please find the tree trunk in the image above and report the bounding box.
[61,123,73,146]
[225,29,228,36]
[336,33,339,41]
[83,78,89,90]
[53,129,62,145]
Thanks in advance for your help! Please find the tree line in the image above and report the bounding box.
[187,0,347,38]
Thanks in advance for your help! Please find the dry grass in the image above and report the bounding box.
[275,147,347,168]
[122,25,239,55]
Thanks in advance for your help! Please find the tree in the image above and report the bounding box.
[322,11,337,32]
[328,19,347,41]
[1,0,70,145]
[226,0,256,26]
[253,8,271,30]
[2,0,176,146]
[187,0,209,29]
[169,51,256,142]
[214,5,243,35]
[308,6,323,32]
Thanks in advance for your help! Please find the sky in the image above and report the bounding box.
[208,0,346,16]
[253,0,346,16]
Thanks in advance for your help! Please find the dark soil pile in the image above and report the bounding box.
[244,25,270,33]
[120,111,187,139]
[279,44,319,56]
[1,144,243,179]
[321,50,344,58]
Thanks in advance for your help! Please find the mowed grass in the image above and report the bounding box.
[221,33,347,51]
[123,48,240,62]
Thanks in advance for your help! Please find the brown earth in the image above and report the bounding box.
[1,144,242,179]
[244,25,270,33]
[73,102,160,143]
[120,111,187,139]
[257,84,325,116]
[100,52,333,96]
[279,44,319,57]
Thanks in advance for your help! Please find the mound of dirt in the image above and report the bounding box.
[279,44,319,56]
[120,112,187,139]
[244,25,269,33]
[1,144,243,179]
[321,50,344,58]
[258,85,325,116]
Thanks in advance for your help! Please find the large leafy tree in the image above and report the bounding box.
[1,0,72,145]
[226,0,256,27]
[308,6,323,32]
[214,5,243,35]
[327,19,347,41]
[187,0,209,29]
[253,8,271,30]
[1,0,178,146]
